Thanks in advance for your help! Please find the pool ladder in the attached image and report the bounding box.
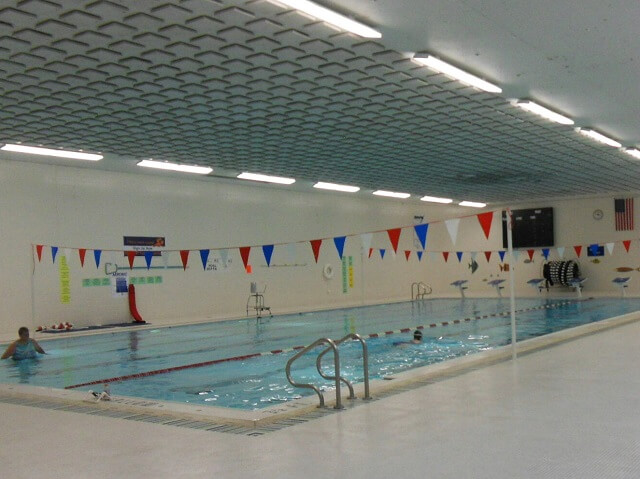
[411,282,432,300]
[285,333,371,409]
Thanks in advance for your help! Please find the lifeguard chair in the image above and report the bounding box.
[246,282,272,318]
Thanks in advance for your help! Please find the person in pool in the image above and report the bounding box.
[394,329,423,346]
[1,327,46,360]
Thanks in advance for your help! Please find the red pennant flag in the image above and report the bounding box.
[239,246,251,269]
[180,250,190,270]
[574,245,582,257]
[78,248,86,267]
[126,251,136,269]
[484,251,492,262]
[387,228,401,253]
[442,251,450,262]
[368,248,373,258]
[36,244,44,262]
[527,249,535,261]
[623,240,631,252]
[477,212,494,239]
[404,250,411,261]
[310,239,322,263]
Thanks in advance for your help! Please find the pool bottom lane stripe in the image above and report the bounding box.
[64,299,589,390]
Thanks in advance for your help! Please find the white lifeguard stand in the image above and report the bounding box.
[612,277,631,297]
[247,282,272,318]
[488,279,506,297]
[450,280,468,298]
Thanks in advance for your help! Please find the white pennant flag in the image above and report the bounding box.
[360,233,373,252]
[429,251,439,262]
[556,247,565,259]
[445,218,460,245]
[512,250,521,262]
[162,250,171,268]
[606,243,615,255]
[470,251,477,262]
[286,243,297,264]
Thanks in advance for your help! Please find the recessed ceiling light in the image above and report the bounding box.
[412,54,502,93]
[372,190,410,199]
[575,128,621,148]
[514,100,574,125]
[271,0,381,38]
[137,159,212,175]
[459,201,487,208]
[420,195,453,204]
[237,172,296,184]
[313,181,360,193]
[622,148,640,160]
[1,143,103,161]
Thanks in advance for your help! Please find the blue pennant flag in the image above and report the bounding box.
[417,251,423,261]
[498,251,506,262]
[380,249,386,259]
[144,251,154,269]
[456,251,463,262]
[262,244,274,267]
[199,249,210,270]
[588,244,599,256]
[94,250,102,268]
[542,248,550,260]
[413,224,429,250]
[333,236,346,260]
[51,246,58,264]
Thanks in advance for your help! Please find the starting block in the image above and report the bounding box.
[450,279,468,298]
[527,278,546,294]
[612,277,631,297]
[487,279,506,296]
[567,277,587,298]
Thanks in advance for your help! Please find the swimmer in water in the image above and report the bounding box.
[394,329,423,346]
[1,327,46,360]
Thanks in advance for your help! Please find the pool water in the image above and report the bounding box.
[2,297,639,410]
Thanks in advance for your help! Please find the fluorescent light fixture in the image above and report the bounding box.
[575,128,621,148]
[313,181,360,193]
[137,159,212,175]
[459,201,486,208]
[372,190,410,199]
[514,100,574,125]
[1,143,103,161]
[622,148,640,160]
[413,54,502,93]
[420,195,453,204]
[273,0,381,38]
[237,172,295,184]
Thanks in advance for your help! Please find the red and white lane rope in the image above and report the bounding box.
[64,299,588,390]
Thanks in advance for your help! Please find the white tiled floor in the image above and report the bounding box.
[2,320,640,479]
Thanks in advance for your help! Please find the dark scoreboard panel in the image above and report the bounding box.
[502,207,554,248]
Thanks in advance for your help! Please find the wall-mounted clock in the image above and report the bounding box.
[593,209,604,220]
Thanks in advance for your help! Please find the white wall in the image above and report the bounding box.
[1,159,637,336]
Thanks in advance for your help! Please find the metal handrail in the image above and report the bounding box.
[316,333,371,400]
[285,338,343,409]
[411,282,432,300]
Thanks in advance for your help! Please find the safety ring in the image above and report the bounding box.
[323,263,334,279]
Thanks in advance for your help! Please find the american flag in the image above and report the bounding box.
[615,198,634,231]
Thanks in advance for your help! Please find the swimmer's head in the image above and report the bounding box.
[413,330,423,341]
[18,327,29,338]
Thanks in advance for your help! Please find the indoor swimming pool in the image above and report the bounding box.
[2,297,639,410]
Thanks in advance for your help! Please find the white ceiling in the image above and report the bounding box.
[0,0,638,204]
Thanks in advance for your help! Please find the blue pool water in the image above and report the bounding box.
[1,297,639,410]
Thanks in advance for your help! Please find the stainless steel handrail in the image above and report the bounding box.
[285,338,343,409]
[316,333,371,400]
[411,282,432,300]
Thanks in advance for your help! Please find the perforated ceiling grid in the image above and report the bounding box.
[1,0,638,202]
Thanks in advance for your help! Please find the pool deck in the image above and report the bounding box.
[2,310,640,478]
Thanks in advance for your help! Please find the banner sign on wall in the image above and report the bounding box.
[123,236,165,256]
[59,255,70,304]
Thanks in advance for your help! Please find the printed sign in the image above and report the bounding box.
[123,236,165,256]
[59,255,70,304]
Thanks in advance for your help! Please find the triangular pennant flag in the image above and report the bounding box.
[413,224,429,250]
[623,240,631,252]
[542,248,550,260]
[94,250,102,268]
[429,251,439,262]
[262,245,274,267]
[442,251,450,262]
[445,219,460,245]
[286,243,297,263]
[368,248,373,258]
[417,251,423,261]
[333,236,346,260]
[477,211,494,239]
[557,246,565,259]
[199,249,210,270]
[35,245,44,262]
[574,245,582,257]
[219,249,229,266]
[144,251,154,269]
[360,233,373,252]
[404,250,411,261]
[512,250,521,262]
[309,239,322,263]
[387,228,402,253]
[180,250,190,270]
[470,252,477,262]
[64,248,72,261]
[456,251,463,262]
[606,243,615,255]
[126,251,136,269]
[588,244,600,256]
[239,246,251,269]
[484,251,492,262]
[51,246,58,264]
[78,248,86,267]
[498,251,506,262]
[527,249,535,261]
[162,251,170,269]
[380,248,386,259]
